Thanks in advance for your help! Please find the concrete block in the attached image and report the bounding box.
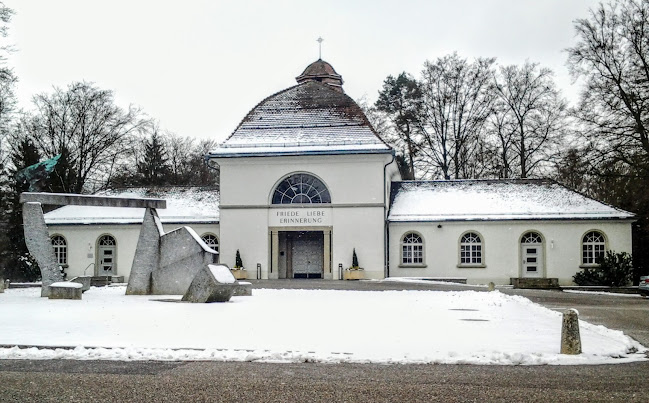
[70,276,92,292]
[127,208,163,295]
[22,202,64,297]
[233,281,253,296]
[48,282,83,300]
[152,226,218,295]
[560,309,582,355]
[20,192,166,208]
[182,264,236,303]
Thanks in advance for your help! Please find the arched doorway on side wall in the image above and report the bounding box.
[96,234,117,276]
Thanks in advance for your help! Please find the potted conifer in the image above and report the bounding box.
[231,249,247,280]
[344,248,364,280]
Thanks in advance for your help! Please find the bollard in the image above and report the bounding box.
[487,282,495,291]
[0,277,4,293]
[560,309,582,354]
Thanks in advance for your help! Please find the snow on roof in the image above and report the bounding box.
[388,180,634,222]
[208,81,390,157]
[44,187,219,226]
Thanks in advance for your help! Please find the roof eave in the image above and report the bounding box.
[207,148,394,159]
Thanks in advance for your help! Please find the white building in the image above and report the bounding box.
[44,60,634,286]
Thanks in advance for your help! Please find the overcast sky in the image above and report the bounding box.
[5,0,599,142]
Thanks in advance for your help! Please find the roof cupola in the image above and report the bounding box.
[296,59,344,92]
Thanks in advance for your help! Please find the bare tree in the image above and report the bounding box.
[567,0,649,171]
[493,62,567,178]
[18,81,148,192]
[419,53,495,179]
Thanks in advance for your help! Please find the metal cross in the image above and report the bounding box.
[317,37,324,59]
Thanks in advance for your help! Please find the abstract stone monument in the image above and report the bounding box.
[182,264,236,303]
[20,191,219,298]
[23,202,65,297]
[20,192,166,297]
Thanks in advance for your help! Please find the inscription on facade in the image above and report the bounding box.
[269,208,331,226]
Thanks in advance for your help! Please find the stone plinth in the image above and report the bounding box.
[182,264,236,303]
[48,282,83,300]
[560,309,582,355]
[233,281,252,296]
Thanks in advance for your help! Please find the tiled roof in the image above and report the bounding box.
[388,180,634,222]
[209,81,390,157]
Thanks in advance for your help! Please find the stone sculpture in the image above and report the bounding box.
[182,264,236,303]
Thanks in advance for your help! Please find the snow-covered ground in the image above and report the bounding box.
[0,286,645,365]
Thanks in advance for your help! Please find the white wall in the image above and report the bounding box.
[48,223,220,281]
[216,153,395,279]
[389,220,633,285]
[218,154,391,206]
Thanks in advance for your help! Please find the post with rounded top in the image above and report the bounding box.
[560,309,582,355]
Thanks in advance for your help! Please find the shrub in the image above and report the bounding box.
[235,249,243,269]
[352,248,359,269]
[573,251,633,286]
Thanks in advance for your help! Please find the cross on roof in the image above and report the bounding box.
[317,37,323,59]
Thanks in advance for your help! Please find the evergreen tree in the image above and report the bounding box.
[137,131,171,186]
[235,249,243,268]
[352,248,359,268]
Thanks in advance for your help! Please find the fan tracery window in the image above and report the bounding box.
[460,232,483,265]
[521,232,542,244]
[401,232,424,265]
[272,173,331,204]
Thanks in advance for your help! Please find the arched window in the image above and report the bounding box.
[272,173,331,204]
[582,231,606,265]
[51,235,67,266]
[521,232,543,244]
[201,233,219,263]
[401,232,424,265]
[460,232,483,265]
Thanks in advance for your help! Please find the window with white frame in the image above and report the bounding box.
[200,233,219,262]
[51,235,67,266]
[460,232,483,265]
[272,173,331,204]
[582,231,605,265]
[401,232,424,265]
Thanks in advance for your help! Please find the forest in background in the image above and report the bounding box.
[1,0,648,281]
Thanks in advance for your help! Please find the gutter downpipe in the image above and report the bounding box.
[383,151,395,279]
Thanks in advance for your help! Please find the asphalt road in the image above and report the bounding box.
[1,280,648,402]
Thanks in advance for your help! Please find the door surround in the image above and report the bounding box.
[269,226,332,280]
